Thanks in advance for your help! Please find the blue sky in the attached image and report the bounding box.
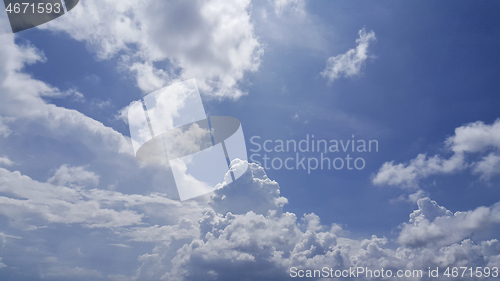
[0,0,500,280]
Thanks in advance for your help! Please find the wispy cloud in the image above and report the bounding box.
[321,28,376,84]
[0,157,14,166]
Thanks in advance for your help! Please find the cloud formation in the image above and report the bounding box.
[126,163,500,281]
[321,28,376,83]
[0,157,14,166]
[399,198,500,248]
[47,164,99,188]
[0,154,498,280]
[373,119,500,189]
[40,0,263,98]
[0,3,499,280]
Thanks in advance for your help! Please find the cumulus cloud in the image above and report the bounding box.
[117,161,500,281]
[447,119,500,154]
[210,162,288,215]
[40,0,263,98]
[0,157,498,279]
[131,203,500,281]
[373,119,500,189]
[373,154,465,189]
[321,28,376,83]
[398,198,500,247]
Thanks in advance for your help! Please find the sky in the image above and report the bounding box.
[0,0,500,280]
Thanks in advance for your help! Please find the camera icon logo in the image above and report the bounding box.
[127,79,248,201]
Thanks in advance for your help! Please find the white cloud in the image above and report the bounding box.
[321,28,376,83]
[0,157,498,279]
[446,119,500,154]
[131,202,500,281]
[0,157,14,166]
[373,119,500,189]
[40,0,263,98]
[0,117,13,138]
[272,0,306,16]
[398,198,500,248]
[473,153,500,181]
[123,161,500,281]
[63,88,86,103]
[0,26,132,158]
[47,164,99,188]
[373,154,465,189]
[0,167,176,228]
[210,162,288,215]
[0,232,21,247]
[0,5,499,280]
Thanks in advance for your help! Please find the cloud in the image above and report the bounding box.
[398,198,500,248]
[0,5,499,280]
[47,164,99,188]
[0,117,13,138]
[0,157,14,166]
[0,24,132,157]
[124,161,500,281]
[0,166,204,229]
[253,0,326,52]
[0,167,143,228]
[131,201,500,280]
[0,158,498,279]
[272,0,305,16]
[473,153,500,181]
[373,154,465,189]
[210,161,288,216]
[321,28,376,83]
[63,88,86,103]
[373,119,500,189]
[40,0,263,98]
[446,119,500,154]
